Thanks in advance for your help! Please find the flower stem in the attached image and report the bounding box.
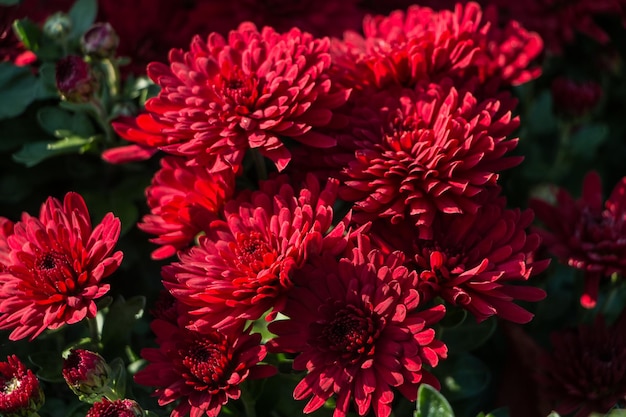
[87,316,100,344]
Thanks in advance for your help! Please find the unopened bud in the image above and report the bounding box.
[81,23,119,59]
[0,355,45,417]
[62,349,111,399]
[43,12,72,42]
[56,55,98,103]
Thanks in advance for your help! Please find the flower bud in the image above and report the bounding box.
[86,398,144,417]
[43,12,72,42]
[0,355,45,417]
[62,349,111,399]
[551,77,602,118]
[81,23,119,59]
[55,55,98,103]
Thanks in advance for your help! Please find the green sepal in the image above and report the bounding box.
[415,384,455,417]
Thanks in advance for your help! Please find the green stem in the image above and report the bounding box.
[101,58,121,99]
[87,316,100,344]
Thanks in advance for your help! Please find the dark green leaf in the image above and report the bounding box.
[0,0,20,5]
[476,408,510,417]
[12,141,72,166]
[37,106,74,136]
[569,123,609,158]
[528,90,558,135]
[0,62,39,119]
[435,353,491,402]
[68,0,97,39]
[415,384,454,417]
[441,316,496,353]
[36,62,61,99]
[101,296,146,357]
[109,357,127,399]
[440,306,467,329]
[29,350,64,383]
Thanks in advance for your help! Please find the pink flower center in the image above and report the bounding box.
[216,66,259,109]
[182,338,231,389]
[232,232,277,274]
[322,306,378,362]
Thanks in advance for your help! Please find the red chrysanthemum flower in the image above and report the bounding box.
[493,0,625,54]
[371,195,549,324]
[86,398,144,417]
[113,23,350,173]
[162,174,349,331]
[538,312,626,416]
[139,156,235,260]
[331,2,542,96]
[531,171,626,309]
[62,349,112,399]
[551,76,603,118]
[268,242,447,417]
[0,192,123,340]
[0,217,13,271]
[337,81,521,238]
[135,319,275,417]
[0,355,44,417]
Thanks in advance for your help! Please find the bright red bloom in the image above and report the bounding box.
[332,2,542,96]
[113,23,349,172]
[135,319,275,417]
[551,76,603,118]
[85,398,143,417]
[268,242,447,417]
[372,195,549,324]
[139,156,235,260]
[338,81,521,237]
[0,355,44,417]
[163,174,349,331]
[531,171,626,308]
[0,192,123,340]
[538,312,626,416]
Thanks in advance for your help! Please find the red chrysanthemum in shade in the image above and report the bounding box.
[331,2,542,96]
[492,0,625,54]
[551,76,603,118]
[371,194,549,324]
[139,156,235,260]
[268,241,447,417]
[537,311,626,416]
[337,81,521,238]
[113,23,350,173]
[134,319,275,417]
[0,192,123,341]
[0,217,13,271]
[85,398,144,417]
[530,171,626,309]
[223,0,363,38]
[162,174,350,331]
[0,355,44,417]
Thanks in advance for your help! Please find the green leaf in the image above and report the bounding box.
[108,357,127,399]
[569,123,609,158]
[439,306,467,329]
[36,62,61,99]
[68,0,97,39]
[12,18,41,51]
[476,408,510,417]
[101,296,146,357]
[37,106,74,136]
[441,316,497,353]
[435,353,491,402]
[528,90,558,135]
[590,410,626,417]
[415,384,454,417]
[29,350,64,383]
[0,62,39,119]
[0,0,21,5]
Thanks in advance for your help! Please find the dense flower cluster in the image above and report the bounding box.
[0,355,44,417]
[0,192,122,340]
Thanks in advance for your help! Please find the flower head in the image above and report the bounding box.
[81,22,119,59]
[372,195,549,323]
[139,156,235,260]
[531,171,626,308]
[268,241,447,417]
[113,23,349,172]
[55,55,98,103]
[538,312,626,416]
[0,355,44,417]
[62,349,112,400]
[134,319,275,417]
[163,174,348,331]
[0,192,123,340]
[551,76,602,118]
[338,81,521,237]
[85,398,144,417]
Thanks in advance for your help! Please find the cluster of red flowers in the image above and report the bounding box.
[103,3,551,417]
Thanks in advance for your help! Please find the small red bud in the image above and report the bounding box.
[55,55,98,103]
